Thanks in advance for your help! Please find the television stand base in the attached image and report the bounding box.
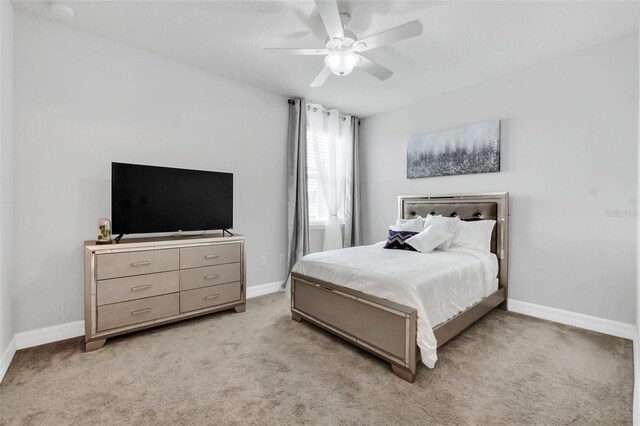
[171,230,207,238]
[223,229,234,237]
[114,234,124,243]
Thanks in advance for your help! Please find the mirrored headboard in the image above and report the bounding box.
[398,192,509,293]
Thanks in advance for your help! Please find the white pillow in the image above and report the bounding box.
[406,226,453,253]
[450,220,496,252]
[423,215,460,250]
[390,216,423,233]
[397,216,426,226]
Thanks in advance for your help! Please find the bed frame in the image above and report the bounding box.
[290,192,509,382]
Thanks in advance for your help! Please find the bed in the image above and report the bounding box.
[289,192,509,382]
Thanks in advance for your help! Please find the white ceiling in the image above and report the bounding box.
[13,0,640,117]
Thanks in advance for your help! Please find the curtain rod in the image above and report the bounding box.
[288,98,360,124]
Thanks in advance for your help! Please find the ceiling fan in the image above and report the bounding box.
[264,0,423,88]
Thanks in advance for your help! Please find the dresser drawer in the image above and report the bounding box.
[97,293,179,332]
[97,271,179,306]
[180,243,241,269]
[97,249,179,280]
[179,263,241,291]
[180,282,241,313]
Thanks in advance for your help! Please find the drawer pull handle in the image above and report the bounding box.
[204,274,220,280]
[204,294,220,300]
[131,308,151,316]
[131,261,152,267]
[130,285,152,292]
[204,254,220,259]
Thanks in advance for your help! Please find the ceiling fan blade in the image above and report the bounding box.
[263,48,328,55]
[315,0,344,41]
[358,56,393,81]
[310,66,332,88]
[355,20,423,52]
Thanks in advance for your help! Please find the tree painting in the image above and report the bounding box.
[407,120,500,179]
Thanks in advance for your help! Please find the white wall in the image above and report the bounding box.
[635,28,640,426]
[12,12,289,333]
[0,0,14,357]
[361,35,638,324]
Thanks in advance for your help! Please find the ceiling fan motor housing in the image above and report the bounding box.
[326,30,359,49]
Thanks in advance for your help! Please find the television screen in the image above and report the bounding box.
[112,162,233,235]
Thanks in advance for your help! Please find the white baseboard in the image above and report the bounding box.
[508,298,636,340]
[0,337,16,384]
[14,320,85,350]
[247,281,284,299]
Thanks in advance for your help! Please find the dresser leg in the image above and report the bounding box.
[291,311,302,322]
[391,364,415,383]
[234,305,246,313]
[85,339,106,352]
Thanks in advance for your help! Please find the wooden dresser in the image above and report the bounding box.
[84,234,245,351]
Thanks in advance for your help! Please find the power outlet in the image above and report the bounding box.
[279,254,285,264]
[260,256,267,266]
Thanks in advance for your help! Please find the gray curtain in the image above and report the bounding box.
[286,98,309,272]
[343,117,362,247]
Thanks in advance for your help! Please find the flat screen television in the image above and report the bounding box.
[112,162,233,235]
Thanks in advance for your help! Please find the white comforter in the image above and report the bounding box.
[290,243,498,368]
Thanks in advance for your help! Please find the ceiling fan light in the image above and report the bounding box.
[324,52,360,76]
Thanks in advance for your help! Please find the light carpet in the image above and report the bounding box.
[0,292,633,425]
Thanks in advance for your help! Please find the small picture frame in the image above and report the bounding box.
[97,218,112,244]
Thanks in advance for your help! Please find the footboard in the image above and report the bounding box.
[291,272,418,382]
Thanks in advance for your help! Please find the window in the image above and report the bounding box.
[307,124,344,226]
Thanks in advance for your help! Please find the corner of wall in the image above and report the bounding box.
[0,0,15,383]
[0,336,15,383]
